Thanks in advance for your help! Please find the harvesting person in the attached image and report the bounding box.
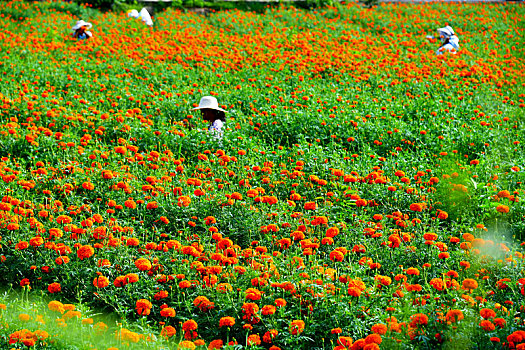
[427,26,459,55]
[71,20,93,40]
[190,96,227,140]
[127,8,154,27]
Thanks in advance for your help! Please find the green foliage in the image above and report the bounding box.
[0,2,524,349]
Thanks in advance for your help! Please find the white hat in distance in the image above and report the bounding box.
[127,9,139,18]
[191,96,227,112]
[437,26,455,38]
[72,20,92,31]
[139,8,153,26]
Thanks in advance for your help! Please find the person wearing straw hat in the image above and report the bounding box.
[427,26,459,55]
[190,96,227,140]
[71,20,93,40]
[127,8,153,27]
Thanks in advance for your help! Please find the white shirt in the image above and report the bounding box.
[208,120,224,139]
[437,35,459,55]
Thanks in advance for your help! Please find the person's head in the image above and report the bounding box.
[437,26,454,43]
[200,108,225,123]
[72,20,92,33]
[191,96,227,123]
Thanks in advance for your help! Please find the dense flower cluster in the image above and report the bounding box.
[0,1,524,349]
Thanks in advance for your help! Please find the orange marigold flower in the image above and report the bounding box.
[245,288,262,301]
[48,300,65,313]
[330,250,345,262]
[134,258,152,271]
[290,320,305,335]
[178,196,191,207]
[18,313,31,321]
[125,199,137,209]
[365,333,382,344]
[47,282,61,293]
[496,205,509,213]
[262,305,276,315]
[275,298,287,307]
[409,313,428,327]
[160,307,176,317]
[161,326,176,338]
[497,190,510,198]
[375,275,392,286]
[445,309,464,323]
[126,238,140,246]
[263,329,278,343]
[304,202,317,210]
[15,241,29,250]
[371,324,387,335]
[93,276,109,288]
[146,201,158,210]
[493,318,506,328]
[29,236,44,247]
[178,340,196,349]
[208,339,224,349]
[355,199,367,207]
[479,320,495,331]
[437,210,448,220]
[193,296,214,311]
[77,245,94,260]
[247,334,261,346]
[231,192,243,200]
[462,278,478,290]
[507,331,525,343]
[126,273,139,283]
[429,278,445,291]
[409,203,423,212]
[219,317,235,327]
[406,268,420,276]
[113,276,127,288]
[179,280,192,289]
[423,232,438,241]
[337,336,353,347]
[135,299,152,316]
[182,319,198,332]
[480,308,496,319]
[326,226,340,237]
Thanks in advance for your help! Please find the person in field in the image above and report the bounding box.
[71,20,93,40]
[191,96,227,140]
[427,26,459,55]
[127,8,154,26]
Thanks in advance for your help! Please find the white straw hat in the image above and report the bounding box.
[139,8,153,26]
[437,26,455,38]
[190,96,227,113]
[127,9,139,18]
[72,20,92,31]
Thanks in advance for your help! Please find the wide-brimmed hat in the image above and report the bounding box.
[72,20,92,31]
[127,9,139,18]
[437,26,455,38]
[139,7,153,26]
[190,96,227,113]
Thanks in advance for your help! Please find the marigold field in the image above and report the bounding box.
[0,0,524,349]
